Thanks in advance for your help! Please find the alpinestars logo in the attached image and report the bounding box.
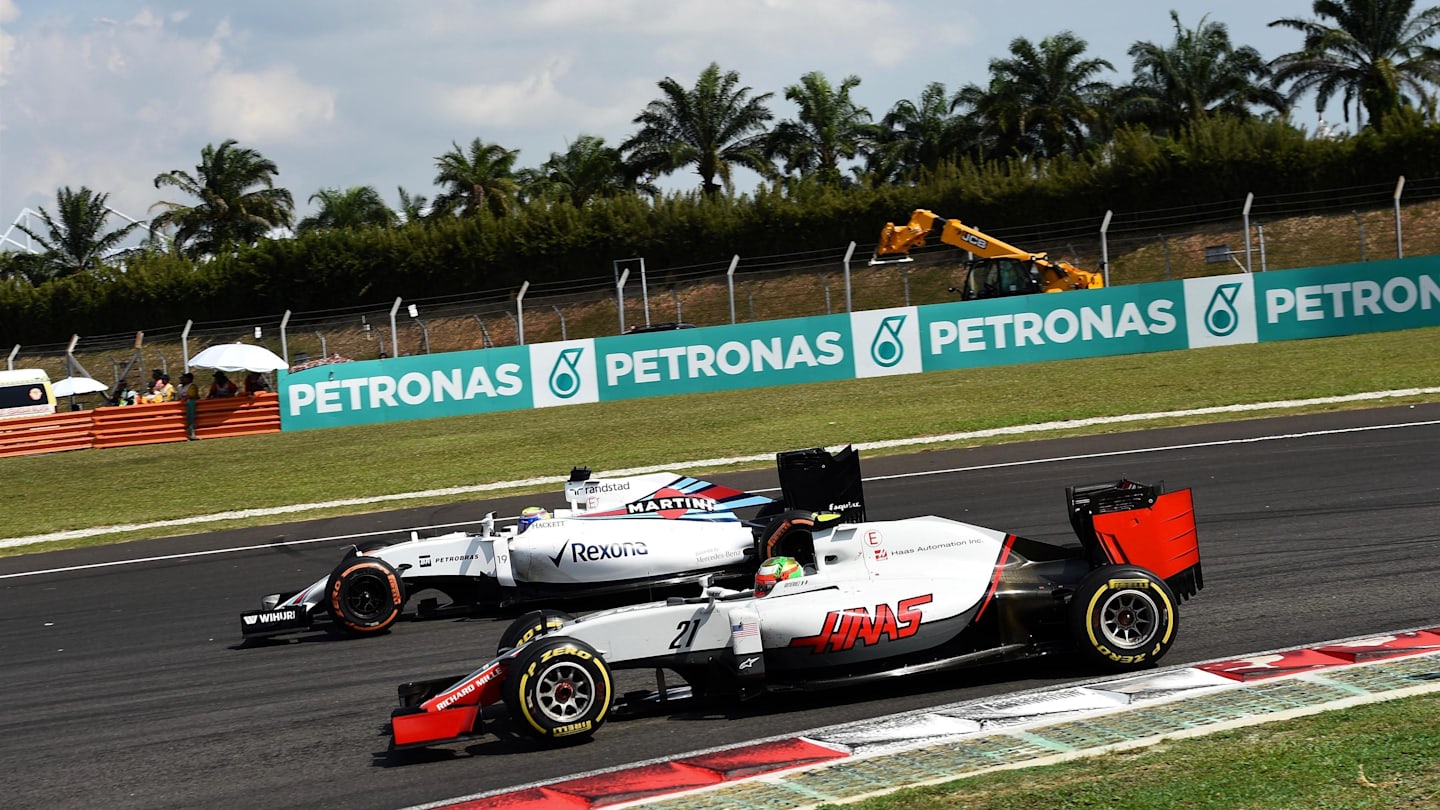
[870,315,907,368]
[789,594,932,653]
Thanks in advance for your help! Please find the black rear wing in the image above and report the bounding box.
[775,445,866,524]
[1067,479,1203,601]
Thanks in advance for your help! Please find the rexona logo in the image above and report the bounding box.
[624,487,719,518]
[559,541,650,564]
[789,594,932,653]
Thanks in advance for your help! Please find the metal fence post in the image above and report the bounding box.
[516,281,530,346]
[843,241,855,312]
[551,305,567,341]
[1394,175,1406,258]
[279,309,291,364]
[181,319,193,372]
[615,269,630,333]
[1242,193,1254,273]
[1100,210,1113,286]
[727,255,739,324]
[389,297,402,359]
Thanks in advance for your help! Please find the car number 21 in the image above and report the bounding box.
[669,619,702,649]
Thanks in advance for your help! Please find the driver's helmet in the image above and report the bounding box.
[517,506,550,533]
[754,556,803,596]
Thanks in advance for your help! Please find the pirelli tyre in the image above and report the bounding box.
[1069,565,1178,671]
[504,637,613,742]
[497,609,575,656]
[326,557,405,636]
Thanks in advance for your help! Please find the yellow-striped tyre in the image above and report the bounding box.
[504,637,612,742]
[497,609,575,656]
[1070,565,1177,671]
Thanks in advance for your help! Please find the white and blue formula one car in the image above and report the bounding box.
[239,451,865,641]
[388,447,1203,749]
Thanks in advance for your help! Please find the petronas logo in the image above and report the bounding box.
[1205,283,1243,337]
[870,315,907,368]
[548,347,585,399]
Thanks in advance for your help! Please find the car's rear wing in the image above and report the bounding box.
[775,445,866,523]
[1067,479,1202,601]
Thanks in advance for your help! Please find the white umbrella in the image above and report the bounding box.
[52,376,111,397]
[189,343,288,373]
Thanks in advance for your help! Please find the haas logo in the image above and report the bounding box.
[789,595,932,653]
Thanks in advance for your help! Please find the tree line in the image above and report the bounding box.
[3,1,1440,341]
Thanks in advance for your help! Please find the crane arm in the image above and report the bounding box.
[874,209,1038,262]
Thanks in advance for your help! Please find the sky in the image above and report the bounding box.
[0,0,1350,240]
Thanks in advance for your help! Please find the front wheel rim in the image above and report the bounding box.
[533,661,596,723]
[345,575,388,620]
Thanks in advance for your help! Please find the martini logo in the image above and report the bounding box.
[789,594,932,653]
[548,347,586,399]
[624,487,719,518]
[1204,283,1243,337]
[870,315,907,367]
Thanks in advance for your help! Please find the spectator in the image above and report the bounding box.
[207,371,238,398]
[115,380,138,406]
[178,372,201,440]
[146,373,175,403]
[243,371,270,395]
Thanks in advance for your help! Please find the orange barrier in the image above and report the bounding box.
[0,411,95,458]
[0,394,281,458]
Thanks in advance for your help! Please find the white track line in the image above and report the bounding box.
[3,386,1436,552]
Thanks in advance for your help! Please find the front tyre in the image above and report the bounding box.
[1069,565,1177,671]
[497,609,575,656]
[326,557,404,636]
[503,637,612,742]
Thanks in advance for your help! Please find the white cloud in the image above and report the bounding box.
[207,67,336,143]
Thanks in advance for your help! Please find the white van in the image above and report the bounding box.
[0,369,57,419]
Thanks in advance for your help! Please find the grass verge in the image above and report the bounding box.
[831,692,1440,810]
[3,325,1437,555]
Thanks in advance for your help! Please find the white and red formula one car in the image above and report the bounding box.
[388,447,1202,749]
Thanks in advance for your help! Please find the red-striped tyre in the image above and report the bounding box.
[326,557,404,636]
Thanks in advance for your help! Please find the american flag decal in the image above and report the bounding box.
[731,620,759,638]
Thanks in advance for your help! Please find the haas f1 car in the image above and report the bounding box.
[240,455,862,640]
[388,447,1203,749]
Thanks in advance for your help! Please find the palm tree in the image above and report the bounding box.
[295,186,396,234]
[530,135,649,207]
[396,187,430,224]
[14,186,141,282]
[953,32,1115,159]
[1270,0,1440,128]
[432,138,521,217]
[150,139,294,258]
[765,72,875,185]
[1120,12,1289,134]
[621,62,775,196]
[869,82,981,182]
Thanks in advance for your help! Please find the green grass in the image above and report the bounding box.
[3,325,1438,555]
[829,693,1440,809]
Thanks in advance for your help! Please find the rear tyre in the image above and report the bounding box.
[326,557,404,636]
[504,637,612,742]
[497,609,575,655]
[1069,565,1177,671]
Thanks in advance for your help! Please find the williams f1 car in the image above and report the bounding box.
[388,447,1202,748]
[240,451,865,640]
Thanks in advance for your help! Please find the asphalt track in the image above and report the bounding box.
[1,404,1437,810]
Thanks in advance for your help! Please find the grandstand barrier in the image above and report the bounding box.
[0,393,281,458]
[0,411,95,458]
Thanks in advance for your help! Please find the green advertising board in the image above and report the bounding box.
[278,257,1440,431]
